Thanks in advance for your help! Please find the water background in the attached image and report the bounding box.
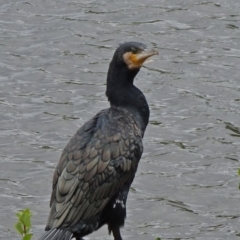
[0,0,240,239]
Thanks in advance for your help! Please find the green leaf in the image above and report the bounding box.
[156,238,161,240]
[23,233,32,240]
[15,209,33,237]
[16,212,22,218]
[15,222,24,235]
[21,209,31,227]
[22,212,31,228]
[24,209,31,217]
[238,169,240,176]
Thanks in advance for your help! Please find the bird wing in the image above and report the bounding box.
[46,109,143,230]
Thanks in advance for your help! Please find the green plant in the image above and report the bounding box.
[14,208,32,240]
[156,238,161,240]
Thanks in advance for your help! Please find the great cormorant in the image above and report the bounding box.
[38,42,158,240]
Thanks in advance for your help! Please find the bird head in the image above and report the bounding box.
[114,42,159,70]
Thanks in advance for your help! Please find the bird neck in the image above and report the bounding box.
[106,63,149,133]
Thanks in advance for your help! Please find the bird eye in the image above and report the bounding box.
[131,47,138,54]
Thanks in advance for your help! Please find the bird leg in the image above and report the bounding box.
[112,226,122,240]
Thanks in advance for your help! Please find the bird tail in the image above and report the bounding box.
[38,228,73,240]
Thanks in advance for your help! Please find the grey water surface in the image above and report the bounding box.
[0,0,240,239]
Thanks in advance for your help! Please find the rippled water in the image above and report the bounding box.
[1,0,240,239]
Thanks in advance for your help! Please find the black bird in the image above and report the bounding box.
[38,42,158,240]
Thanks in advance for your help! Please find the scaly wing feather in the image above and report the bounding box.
[45,108,143,230]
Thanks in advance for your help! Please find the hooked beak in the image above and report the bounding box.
[133,49,159,65]
[123,48,159,70]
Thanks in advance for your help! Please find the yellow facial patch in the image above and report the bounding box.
[123,52,143,70]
